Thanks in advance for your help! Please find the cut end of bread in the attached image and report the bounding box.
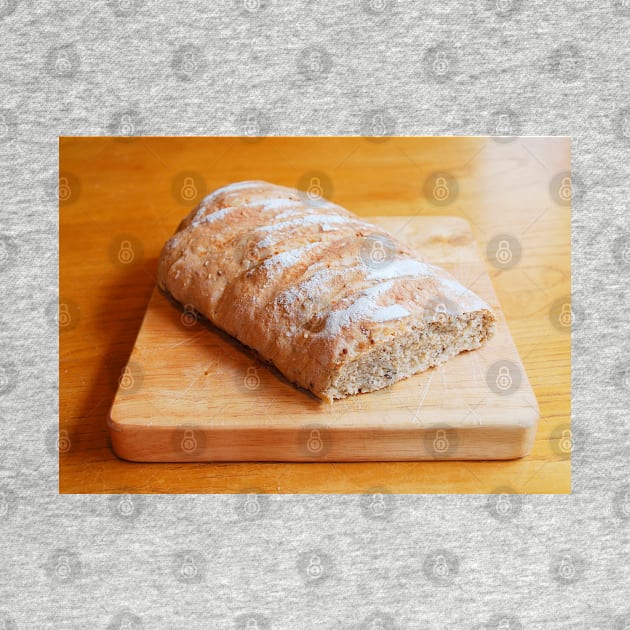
[320,309,495,401]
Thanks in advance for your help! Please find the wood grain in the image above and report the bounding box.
[59,137,571,492]
[109,216,539,462]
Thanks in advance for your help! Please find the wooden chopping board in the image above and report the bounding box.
[108,216,539,462]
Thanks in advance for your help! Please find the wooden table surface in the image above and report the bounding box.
[59,136,571,494]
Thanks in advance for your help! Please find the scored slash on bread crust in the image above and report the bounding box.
[157,180,496,402]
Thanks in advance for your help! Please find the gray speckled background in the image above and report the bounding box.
[1,1,629,628]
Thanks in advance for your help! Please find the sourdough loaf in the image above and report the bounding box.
[157,180,495,401]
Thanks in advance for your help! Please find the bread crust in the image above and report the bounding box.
[158,181,495,401]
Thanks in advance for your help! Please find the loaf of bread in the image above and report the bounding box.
[158,181,495,402]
